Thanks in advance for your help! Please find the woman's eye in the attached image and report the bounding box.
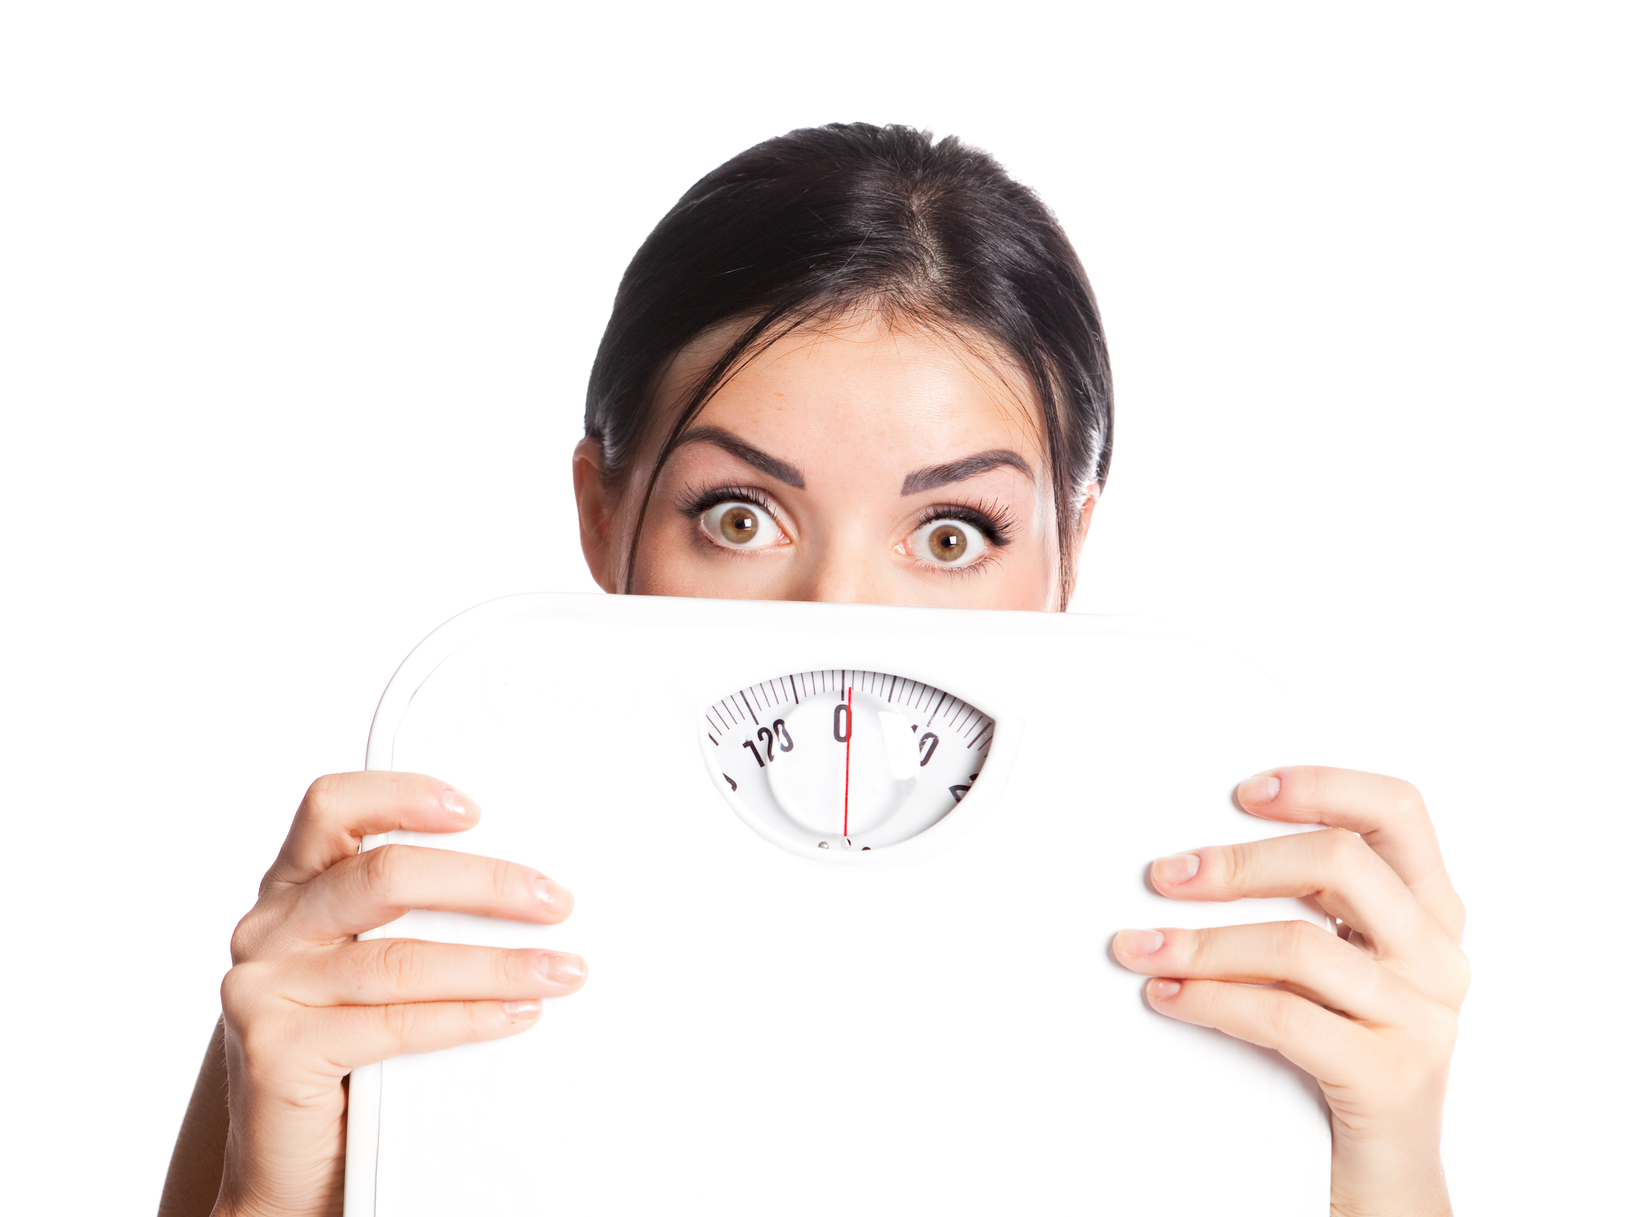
[907,518,989,568]
[700,500,785,550]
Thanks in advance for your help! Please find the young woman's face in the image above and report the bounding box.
[574,314,1093,611]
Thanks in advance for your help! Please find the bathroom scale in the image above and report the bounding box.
[344,593,1333,1215]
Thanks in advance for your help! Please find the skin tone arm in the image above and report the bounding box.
[159,1017,229,1215]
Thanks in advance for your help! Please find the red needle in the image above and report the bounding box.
[843,686,852,838]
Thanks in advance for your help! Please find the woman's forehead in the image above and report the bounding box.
[673,314,1049,471]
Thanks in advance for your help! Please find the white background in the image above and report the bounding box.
[2,3,1637,1212]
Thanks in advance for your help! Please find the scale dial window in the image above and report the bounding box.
[702,669,994,857]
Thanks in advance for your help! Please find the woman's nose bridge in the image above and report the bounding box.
[805,567,871,603]
[794,523,884,603]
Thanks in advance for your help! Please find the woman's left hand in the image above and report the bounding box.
[1112,766,1468,1217]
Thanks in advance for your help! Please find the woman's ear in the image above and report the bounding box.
[1062,487,1100,605]
[572,437,622,593]
[1076,487,1098,545]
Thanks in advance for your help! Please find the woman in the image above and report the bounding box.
[162,123,1468,1216]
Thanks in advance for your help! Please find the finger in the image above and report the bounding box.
[275,844,574,946]
[1112,921,1397,1022]
[1144,977,1373,1086]
[1149,828,1436,960]
[1235,766,1464,938]
[313,998,547,1071]
[262,772,481,890]
[274,940,588,1007]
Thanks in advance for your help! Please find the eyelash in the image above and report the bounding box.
[676,482,782,519]
[910,501,1017,548]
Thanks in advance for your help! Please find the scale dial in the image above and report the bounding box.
[701,669,995,856]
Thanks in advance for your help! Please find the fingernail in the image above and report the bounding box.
[535,952,588,986]
[1239,774,1281,806]
[1149,979,1182,1000]
[501,1000,542,1019]
[1152,852,1201,885]
[532,876,573,914]
[442,789,477,818]
[1114,929,1166,957]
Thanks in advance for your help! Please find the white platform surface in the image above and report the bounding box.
[346,593,1333,1215]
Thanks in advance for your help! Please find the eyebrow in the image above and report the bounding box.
[901,449,1034,495]
[676,426,806,489]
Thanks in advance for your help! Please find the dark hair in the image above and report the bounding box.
[584,122,1112,607]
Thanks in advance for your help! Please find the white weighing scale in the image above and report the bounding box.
[345,594,1333,1215]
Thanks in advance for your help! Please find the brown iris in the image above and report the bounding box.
[720,506,760,544]
[927,524,967,561]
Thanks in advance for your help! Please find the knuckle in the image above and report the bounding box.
[1274,920,1322,971]
[377,1000,416,1045]
[1443,942,1472,1004]
[228,888,296,963]
[1285,765,1326,807]
[376,939,424,996]
[360,843,408,903]
[221,970,291,1077]
[486,856,518,906]
[498,949,527,991]
[1318,826,1365,871]
[1387,778,1428,822]
[229,910,263,964]
[468,1000,499,1036]
[219,961,266,1018]
[1264,994,1307,1045]
[1196,980,1235,1024]
[1219,841,1257,887]
[302,772,348,822]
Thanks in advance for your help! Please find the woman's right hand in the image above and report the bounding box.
[214,771,587,1217]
